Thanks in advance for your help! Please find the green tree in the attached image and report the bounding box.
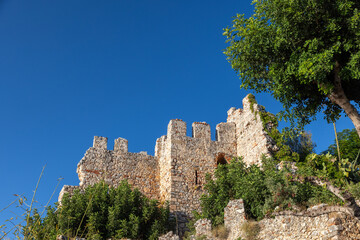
[324,128,360,160]
[286,131,316,161]
[224,0,360,137]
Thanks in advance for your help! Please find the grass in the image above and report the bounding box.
[0,165,63,240]
[211,224,228,239]
[240,221,260,240]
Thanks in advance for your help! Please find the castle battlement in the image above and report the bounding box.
[93,136,108,150]
[165,119,238,144]
[114,137,128,152]
[60,94,278,236]
[192,122,211,140]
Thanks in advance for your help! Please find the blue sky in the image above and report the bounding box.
[0,0,354,236]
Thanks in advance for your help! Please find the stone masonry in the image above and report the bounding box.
[194,199,360,240]
[58,94,277,235]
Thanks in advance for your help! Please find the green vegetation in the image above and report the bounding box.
[248,94,301,162]
[240,221,260,240]
[224,0,360,137]
[196,126,360,228]
[196,157,343,225]
[24,181,171,240]
[286,131,316,162]
[211,225,228,239]
[324,128,360,161]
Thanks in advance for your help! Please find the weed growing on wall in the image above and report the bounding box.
[247,94,300,163]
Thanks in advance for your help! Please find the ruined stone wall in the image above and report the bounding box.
[227,94,277,166]
[155,135,171,204]
[194,199,360,240]
[155,120,237,216]
[76,136,160,200]
[58,94,281,236]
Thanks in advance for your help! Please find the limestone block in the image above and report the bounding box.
[192,122,211,140]
[114,137,128,152]
[224,199,246,240]
[93,136,107,150]
[194,219,212,239]
[158,231,180,240]
[168,119,186,138]
[216,122,236,143]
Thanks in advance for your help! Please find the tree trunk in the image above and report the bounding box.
[327,61,360,138]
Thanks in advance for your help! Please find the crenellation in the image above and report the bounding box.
[215,122,236,143]
[168,119,187,138]
[227,107,242,123]
[114,137,128,152]
[192,122,211,140]
[154,135,167,157]
[93,136,107,150]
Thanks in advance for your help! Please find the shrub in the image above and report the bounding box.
[25,181,172,240]
[296,152,360,186]
[197,157,342,225]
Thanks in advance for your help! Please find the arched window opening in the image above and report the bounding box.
[216,153,227,166]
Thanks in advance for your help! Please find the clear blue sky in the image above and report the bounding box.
[0,0,354,235]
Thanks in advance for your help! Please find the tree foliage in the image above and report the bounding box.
[324,128,360,161]
[196,157,341,225]
[286,131,316,161]
[24,181,171,240]
[224,0,360,136]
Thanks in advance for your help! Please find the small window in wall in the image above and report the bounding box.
[195,170,199,185]
[216,153,227,166]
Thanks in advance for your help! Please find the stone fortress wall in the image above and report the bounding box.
[58,94,277,231]
[194,199,360,240]
[58,94,360,239]
[76,136,160,200]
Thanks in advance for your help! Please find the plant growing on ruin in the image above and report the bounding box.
[211,224,229,239]
[224,0,360,138]
[347,182,360,199]
[24,181,172,240]
[240,221,260,240]
[296,152,360,186]
[247,94,301,163]
[197,157,342,224]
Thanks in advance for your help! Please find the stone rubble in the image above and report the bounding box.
[158,231,180,240]
[194,199,360,240]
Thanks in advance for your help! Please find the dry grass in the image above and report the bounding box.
[211,224,229,239]
[240,221,260,240]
